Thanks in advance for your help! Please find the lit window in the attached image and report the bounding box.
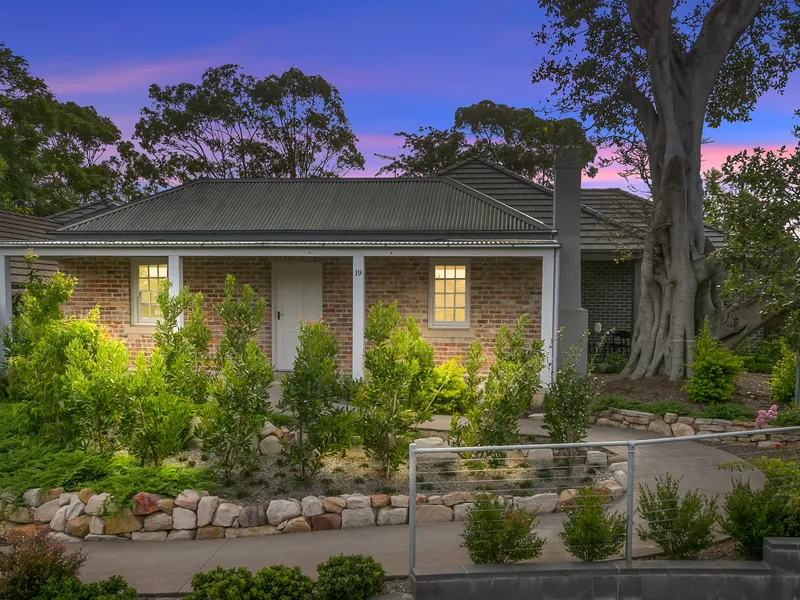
[131,260,168,324]
[429,261,469,327]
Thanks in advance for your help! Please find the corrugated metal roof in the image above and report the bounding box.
[49,199,122,225]
[0,210,58,288]
[57,177,552,240]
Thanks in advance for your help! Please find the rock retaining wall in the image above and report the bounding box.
[590,408,799,447]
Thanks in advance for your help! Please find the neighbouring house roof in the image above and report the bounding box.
[0,210,58,289]
[55,177,555,241]
[48,198,122,225]
[442,158,726,252]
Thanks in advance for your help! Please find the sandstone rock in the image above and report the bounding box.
[85,493,111,516]
[390,495,409,508]
[175,490,202,511]
[238,505,266,528]
[671,423,695,437]
[557,489,579,511]
[77,489,95,505]
[427,496,443,505]
[596,480,625,501]
[514,493,558,515]
[281,516,312,534]
[8,506,34,524]
[370,494,391,509]
[34,499,61,523]
[345,494,371,509]
[301,496,325,517]
[416,505,453,524]
[49,532,82,543]
[212,503,241,527]
[45,487,65,503]
[527,448,555,465]
[65,499,85,521]
[50,506,69,532]
[312,513,342,530]
[23,488,43,508]
[157,498,175,514]
[105,509,142,535]
[322,496,346,513]
[376,507,407,526]
[506,450,528,467]
[260,422,282,438]
[595,418,619,427]
[66,515,91,537]
[197,496,219,528]
[167,529,197,540]
[613,470,628,489]
[84,534,122,542]
[414,437,460,460]
[453,503,475,521]
[442,492,473,507]
[259,436,282,456]
[625,416,652,426]
[608,453,627,464]
[586,451,608,467]
[58,493,73,507]
[648,419,673,437]
[228,525,278,538]
[698,424,725,433]
[144,512,173,531]
[195,526,224,540]
[266,499,300,525]
[89,516,105,535]
[663,412,678,424]
[132,493,163,516]
[132,531,168,541]
[750,434,767,442]
[172,507,197,530]
[341,507,376,528]
[758,440,783,450]
[8,524,47,540]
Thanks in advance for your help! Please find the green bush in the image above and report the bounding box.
[560,489,626,561]
[739,336,784,374]
[34,576,137,600]
[683,320,744,404]
[722,478,800,560]
[637,474,718,559]
[316,554,385,600]
[543,341,598,445]
[186,566,256,600]
[200,275,275,482]
[461,496,546,564]
[253,566,314,600]
[770,342,797,404]
[428,358,468,414]
[777,404,800,427]
[355,303,439,477]
[0,534,86,600]
[594,351,628,374]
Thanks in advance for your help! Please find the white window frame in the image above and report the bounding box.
[131,258,168,326]
[428,259,471,329]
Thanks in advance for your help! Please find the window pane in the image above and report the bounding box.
[445,280,455,293]
[435,309,445,321]
[141,305,151,319]
[435,294,445,309]
[138,265,148,277]
[159,265,168,278]
[445,309,454,321]
[446,266,455,278]
[455,296,465,309]
[435,280,444,293]
[153,306,163,319]
[456,280,465,293]
[139,278,149,291]
[455,266,466,279]
[455,308,466,322]
[435,266,445,279]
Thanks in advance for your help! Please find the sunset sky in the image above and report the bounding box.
[5,0,798,188]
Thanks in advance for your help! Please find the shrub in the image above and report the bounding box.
[355,303,439,477]
[637,474,718,559]
[492,315,545,415]
[543,341,598,446]
[200,275,275,482]
[777,404,800,427]
[683,320,744,404]
[280,321,353,480]
[770,342,797,404]
[316,554,385,600]
[461,496,546,564]
[559,488,626,561]
[253,566,314,600]
[428,358,468,414]
[186,566,256,600]
[34,575,137,600]
[594,351,628,374]
[738,336,784,374]
[0,534,86,600]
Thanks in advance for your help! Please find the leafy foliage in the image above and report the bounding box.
[460,496,546,564]
[315,554,385,600]
[593,351,628,374]
[355,303,438,477]
[34,576,137,600]
[186,565,313,600]
[590,396,690,417]
[543,341,598,445]
[427,358,468,415]
[770,342,798,404]
[200,275,274,482]
[0,534,86,600]
[560,489,626,562]
[637,474,718,559]
[683,320,744,404]
[737,336,786,374]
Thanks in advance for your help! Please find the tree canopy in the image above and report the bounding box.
[378,100,596,185]
[131,64,365,182]
[0,43,123,215]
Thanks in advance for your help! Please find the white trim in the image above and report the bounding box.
[167,255,184,329]
[0,256,11,363]
[428,259,471,329]
[130,258,169,326]
[352,255,365,380]
[540,248,559,387]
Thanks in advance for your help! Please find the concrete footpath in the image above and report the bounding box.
[67,424,759,595]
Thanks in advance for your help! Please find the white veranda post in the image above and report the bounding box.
[167,254,184,329]
[352,254,365,380]
[540,248,559,387]
[0,256,11,363]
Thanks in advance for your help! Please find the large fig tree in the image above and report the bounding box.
[533,0,800,379]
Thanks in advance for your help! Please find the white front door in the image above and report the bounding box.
[273,261,323,371]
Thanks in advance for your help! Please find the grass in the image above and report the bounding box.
[591,395,756,421]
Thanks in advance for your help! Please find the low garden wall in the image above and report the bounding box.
[589,408,800,447]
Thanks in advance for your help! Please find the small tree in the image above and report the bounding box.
[770,342,798,404]
[200,275,274,481]
[637,474,718,559]
[560,489,626,561]
[461,496,546,564]
[355,303,438,477]
[279,320,349,481]
[0,533,86,600]
[683,320,744,404]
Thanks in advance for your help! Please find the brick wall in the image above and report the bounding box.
[581,260,634,345]
[60,255,543,370]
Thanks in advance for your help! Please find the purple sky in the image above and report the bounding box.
[5,0,798,188]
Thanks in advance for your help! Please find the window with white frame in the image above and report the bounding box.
[131,260,168,324]
[429,261,469,328]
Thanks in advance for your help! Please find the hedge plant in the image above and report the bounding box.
[683,320,744,404]
[316,554,385,600]
[461,496,546,564]
[560,488,626,561]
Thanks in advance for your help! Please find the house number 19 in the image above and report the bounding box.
[354,269,363,277]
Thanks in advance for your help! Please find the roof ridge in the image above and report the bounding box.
[438,157,554,195]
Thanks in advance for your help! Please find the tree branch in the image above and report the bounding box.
[620,82,658,142]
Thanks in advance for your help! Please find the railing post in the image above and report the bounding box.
[625,440,636,561]
[408,443,417,580]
